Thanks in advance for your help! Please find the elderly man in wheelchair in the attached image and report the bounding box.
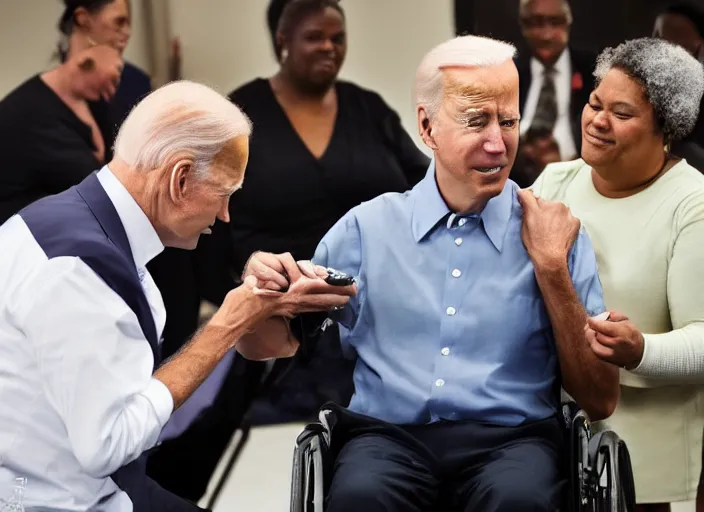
[243,34,634,512]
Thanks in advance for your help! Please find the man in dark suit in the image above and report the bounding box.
[516,0,596,162]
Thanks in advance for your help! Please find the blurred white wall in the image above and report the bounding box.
[168,0,454,149]
[0,0,150,97]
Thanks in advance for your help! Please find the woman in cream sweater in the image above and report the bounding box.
[532,38,704,511]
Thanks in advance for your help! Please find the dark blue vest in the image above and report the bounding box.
[19,173,202,511]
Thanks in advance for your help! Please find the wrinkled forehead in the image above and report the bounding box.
[441,65,520,111]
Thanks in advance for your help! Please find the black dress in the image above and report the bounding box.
[197,79,430,305]
[0,75,116,225]
[223,78,429,276]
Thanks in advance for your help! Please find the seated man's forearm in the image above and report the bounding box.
[535,263,620,420]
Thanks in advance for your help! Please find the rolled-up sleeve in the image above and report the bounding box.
[14,256,173,478]
[568,228,607,318]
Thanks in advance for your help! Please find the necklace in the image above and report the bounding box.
[631,153,671,191]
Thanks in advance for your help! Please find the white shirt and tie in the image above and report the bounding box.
[0,167,173,511]
[520,49,578,161]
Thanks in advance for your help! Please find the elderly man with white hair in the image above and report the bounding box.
[0,80,355,511]
[246,35,620,511]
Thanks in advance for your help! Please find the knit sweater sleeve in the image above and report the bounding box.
[630,188,704,384]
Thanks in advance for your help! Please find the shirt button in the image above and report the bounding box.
[455,238,463,246]
[441,347,450,356]
[446,306,456,316]
[451,269,462,278]
[458,218,467,227]
[435,379,445,387]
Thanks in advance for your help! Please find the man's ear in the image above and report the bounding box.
[418,106,438,151]
[168,158,196,203]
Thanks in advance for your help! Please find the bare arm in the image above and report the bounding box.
[519,189,619,420]
[535,263,619,420]
[154,282,266,409]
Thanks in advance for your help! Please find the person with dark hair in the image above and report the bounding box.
[146,0,429,502]
[653,2,704,170]
[58,0,151,124]
[0,0,146,227]
[59,0,203,427]
[654,3,704,62]
[225,0,429,418]
[0,44,123,224]
[532,38,704,512]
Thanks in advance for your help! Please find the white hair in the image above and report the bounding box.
[519,0,573,24]
[594,38,704,141]
[414,35,517,120]
[114,80,252,178]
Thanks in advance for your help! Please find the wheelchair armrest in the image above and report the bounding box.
[291,420,332,512]
[296,422,331,451]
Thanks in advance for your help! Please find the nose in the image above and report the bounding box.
[483,123,506,154]
[320,38,335,52]
[217,198,230,223]
[591,110,610,131]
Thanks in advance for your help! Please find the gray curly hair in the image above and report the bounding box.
[594,37,704,142]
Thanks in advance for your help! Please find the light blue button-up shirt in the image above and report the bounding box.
[312,164,605,426]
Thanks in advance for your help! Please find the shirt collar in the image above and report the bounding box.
[411,160,515,252]
[97,165,164,269]
[530,48,570,76]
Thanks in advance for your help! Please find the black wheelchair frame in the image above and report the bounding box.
[290,402,636,512]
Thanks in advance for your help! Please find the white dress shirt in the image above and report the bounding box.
[520,50,578,160]
[0,167,173,511]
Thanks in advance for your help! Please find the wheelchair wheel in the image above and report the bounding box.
[592,431,636,512]
[569,410,592,512]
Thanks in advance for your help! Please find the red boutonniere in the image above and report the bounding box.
[571,71,583,91]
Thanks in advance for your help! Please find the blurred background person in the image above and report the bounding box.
[0,45,122,224]
[517,0,596,162]
[57,0,151,124]
[653,2,704,63]
[511,126,562,187]
[532,38,704,512]
[653,2,704,171]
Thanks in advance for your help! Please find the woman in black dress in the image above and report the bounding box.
[227,0,429,276]
[223,0,430,424]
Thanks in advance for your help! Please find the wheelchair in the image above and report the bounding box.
[290,401,637,512]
